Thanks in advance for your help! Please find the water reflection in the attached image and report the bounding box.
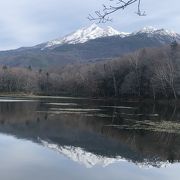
[0,97,179,170]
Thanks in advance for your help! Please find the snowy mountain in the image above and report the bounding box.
[134,26,180,42]
[135,26,178,37]
[0,25,179,68]
[44,24,129,48]
[43,25,180,50]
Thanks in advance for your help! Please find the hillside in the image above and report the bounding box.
[0,43,179,99]
[0,25,179,68]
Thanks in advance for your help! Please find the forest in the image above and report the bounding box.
[0,42,179,100]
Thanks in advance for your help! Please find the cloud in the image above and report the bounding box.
[0,0,179,50]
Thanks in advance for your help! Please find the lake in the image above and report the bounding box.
[0,96,179,180]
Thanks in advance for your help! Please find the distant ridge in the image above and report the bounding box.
[0,25,179,68]
[41,25,179,50]
[43,24,130,49]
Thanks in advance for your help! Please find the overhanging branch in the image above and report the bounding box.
[88,0,146,23]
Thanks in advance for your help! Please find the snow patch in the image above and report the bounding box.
[135,26,178,37]
[42,25,180,50]
[44,24,129,48]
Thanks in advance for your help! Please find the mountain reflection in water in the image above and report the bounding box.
[0,96,179,169]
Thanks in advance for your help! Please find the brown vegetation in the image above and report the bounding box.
[0,43,179,99]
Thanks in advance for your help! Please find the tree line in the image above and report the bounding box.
[0,42,179,100]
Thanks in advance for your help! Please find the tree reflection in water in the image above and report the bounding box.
[0,97,179,168]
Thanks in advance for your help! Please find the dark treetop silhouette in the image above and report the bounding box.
[88,0,146,23]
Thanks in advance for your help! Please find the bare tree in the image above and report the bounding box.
[153,57,177,100]
[88,0,146,23]
[128,52,141,97]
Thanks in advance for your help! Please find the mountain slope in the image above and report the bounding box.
[43,25,179,50]
[0,25,179,68]
[44,24,129,49]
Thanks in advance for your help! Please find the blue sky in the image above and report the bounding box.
[0,0,179,50]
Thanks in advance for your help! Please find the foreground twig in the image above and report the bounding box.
[88,0,146,23]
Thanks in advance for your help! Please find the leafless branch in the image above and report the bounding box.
[88,0,146,23]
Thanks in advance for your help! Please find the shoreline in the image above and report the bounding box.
[0,93,179,105]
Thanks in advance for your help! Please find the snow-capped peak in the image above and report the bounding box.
[135,26,178,37]
[42,25,179,49]
[44,24,128,48]
[106,26,129,37]
[138,26,158,33]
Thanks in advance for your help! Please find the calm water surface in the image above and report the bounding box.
[0,96,179,180]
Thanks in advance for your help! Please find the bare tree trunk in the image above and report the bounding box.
[171,83,177,100]
[109,64,118,97]
[112,71,118,97]
[161,80,168,98]
[152,84,156,101]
